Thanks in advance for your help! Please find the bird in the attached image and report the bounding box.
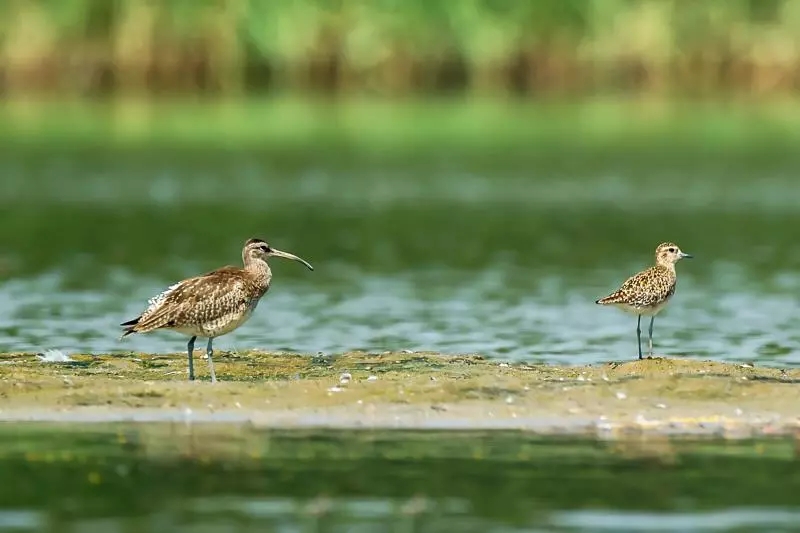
[595,242,693,360]
[120,238,313,382]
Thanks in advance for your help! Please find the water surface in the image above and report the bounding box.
[0,106,799,365]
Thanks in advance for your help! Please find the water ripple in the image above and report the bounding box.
[1,266,798,366]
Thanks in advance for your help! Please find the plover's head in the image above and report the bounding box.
[243,238,314,270]
[655,242,692,266]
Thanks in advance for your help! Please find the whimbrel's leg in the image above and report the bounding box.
[187,336,197,381]
[636,315,643,360]
[648,316,655,358]
[206,338,217,384]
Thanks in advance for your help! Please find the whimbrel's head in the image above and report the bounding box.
[655,242,692,267]
[243,238,314,270]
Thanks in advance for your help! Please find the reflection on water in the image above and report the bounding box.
[4,501,800,532]
[0,425,799,532]
[551,509,800,532]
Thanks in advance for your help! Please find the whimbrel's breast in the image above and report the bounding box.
[199,297,261,338]
[165,295,262,338]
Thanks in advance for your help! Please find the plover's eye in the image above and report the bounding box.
[668,247,675,253]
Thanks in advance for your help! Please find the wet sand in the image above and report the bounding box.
[1,351,798,439]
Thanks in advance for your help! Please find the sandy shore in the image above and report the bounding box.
[1,351,798,439]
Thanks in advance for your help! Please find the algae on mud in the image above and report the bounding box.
[1,351,798,438]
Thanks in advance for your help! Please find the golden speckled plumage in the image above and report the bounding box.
[120,238,313,382]
[595,264,676,312]
[596,242,693,359]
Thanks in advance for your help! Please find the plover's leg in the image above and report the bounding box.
[187,336,197,381]
[636,315,643,360]
[206,337,217,384]
[648,316,655,357]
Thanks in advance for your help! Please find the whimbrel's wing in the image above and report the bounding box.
[127,267,248,334]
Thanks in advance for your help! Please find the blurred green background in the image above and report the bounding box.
[3,0,800,98]
[3,0,800,152]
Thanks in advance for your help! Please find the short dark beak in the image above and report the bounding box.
[680,252,693,259]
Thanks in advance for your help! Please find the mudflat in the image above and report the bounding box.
[1,351,798,439]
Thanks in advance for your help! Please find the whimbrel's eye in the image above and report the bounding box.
[261,245,271,253]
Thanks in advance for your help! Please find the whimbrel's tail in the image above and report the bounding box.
[119,316,141,339]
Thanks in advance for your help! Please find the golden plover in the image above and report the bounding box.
[595,242,692,360]
[120,238,313,382]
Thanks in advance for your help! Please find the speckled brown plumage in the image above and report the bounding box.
[120,238,313,382]
[121,266,269,339]
[596,242,693,360]
[596,264,676,311]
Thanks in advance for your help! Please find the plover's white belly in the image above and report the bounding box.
[614,297,671,317]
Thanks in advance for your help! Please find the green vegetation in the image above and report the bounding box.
[3,98,800,154]
[3,0,800,96]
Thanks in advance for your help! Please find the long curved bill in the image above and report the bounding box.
[270,248,314,271]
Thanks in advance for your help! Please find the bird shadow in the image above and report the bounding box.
[319,353,451,372]
[605,356,669,368]
[136,359,169,369]
[39,360,96,369]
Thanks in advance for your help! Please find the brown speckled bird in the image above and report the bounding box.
[120,238,313,382]
[596,242,692,360]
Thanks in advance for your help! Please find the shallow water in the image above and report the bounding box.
[1,425,799,532]
[1,134,800,365]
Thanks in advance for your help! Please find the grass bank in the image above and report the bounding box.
[4,1,800,96]
[2,351,798,439]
